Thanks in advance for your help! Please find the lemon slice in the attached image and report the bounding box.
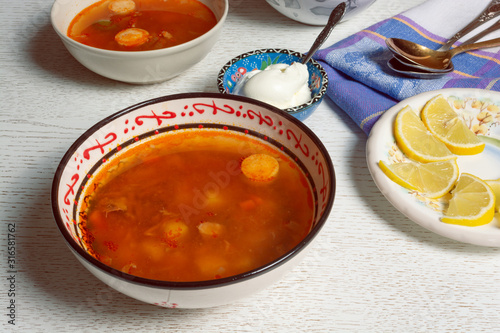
[421,95,485,155]
[485,179,500,212]
[442,173,495,226]
[394,105,455,163]
[379,159,459,199]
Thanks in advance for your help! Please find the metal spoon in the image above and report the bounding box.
[387,37,500,70]
[391,53,455,74]
[388,37,500,79]
[387,57,450,79]
[301,2,346,64]
[390,18,500,73]
[385,0,500,64]
[440,0,500,50]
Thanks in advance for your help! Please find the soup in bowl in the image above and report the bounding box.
[50,0,228,83]
[51,93,335,308]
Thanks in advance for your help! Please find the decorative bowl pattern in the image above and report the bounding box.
[51,93,336,308]
[265,0,377,26]
[217,48,328,122]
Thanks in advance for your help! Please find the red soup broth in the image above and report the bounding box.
[79,130,314,282]
[67,0,217,51]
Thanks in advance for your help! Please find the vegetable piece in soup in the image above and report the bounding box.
[67,0,217,51]
[79,130,314,282]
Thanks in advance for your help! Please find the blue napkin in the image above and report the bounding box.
[313,0,500,134]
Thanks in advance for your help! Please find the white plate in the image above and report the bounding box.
[367,88,500,247]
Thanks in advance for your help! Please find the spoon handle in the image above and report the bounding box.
[450,37,500,56]
[460,18,500,45]
[301,2,346,64]
[440,0,500,50]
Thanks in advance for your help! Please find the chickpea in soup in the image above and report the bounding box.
[79,130,314,282]
[67,0,217,51]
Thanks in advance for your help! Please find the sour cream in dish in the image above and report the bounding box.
[233,63,311,109]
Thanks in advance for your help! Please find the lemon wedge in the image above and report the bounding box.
[485,179,500,212]
[379,159,459,199]
[421,95,485,155]
[394,105,455,163]
[442,173,495,226]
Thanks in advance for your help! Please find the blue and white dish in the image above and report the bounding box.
[217,48,328,121]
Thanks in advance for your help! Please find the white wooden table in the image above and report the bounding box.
[1,0,499,331]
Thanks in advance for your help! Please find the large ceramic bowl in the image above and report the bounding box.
[266,0,377,25]
[51,93,336,308]
[50,0,228,84]
[217,48,328,122]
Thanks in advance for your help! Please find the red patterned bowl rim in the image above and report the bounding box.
[51,92,336,290]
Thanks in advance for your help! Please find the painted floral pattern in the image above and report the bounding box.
[447,95,500,138]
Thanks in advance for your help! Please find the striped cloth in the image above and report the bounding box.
[313,0,500,134]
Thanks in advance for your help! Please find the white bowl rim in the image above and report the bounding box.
[51,92,336,290]
[50,0,229,57]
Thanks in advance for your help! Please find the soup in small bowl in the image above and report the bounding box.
[51,93,335,308]
[51,0,228,83]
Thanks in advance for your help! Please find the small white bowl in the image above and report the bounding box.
[266,0,376,26]
[50,0,228,84]
[51,93,336,308]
